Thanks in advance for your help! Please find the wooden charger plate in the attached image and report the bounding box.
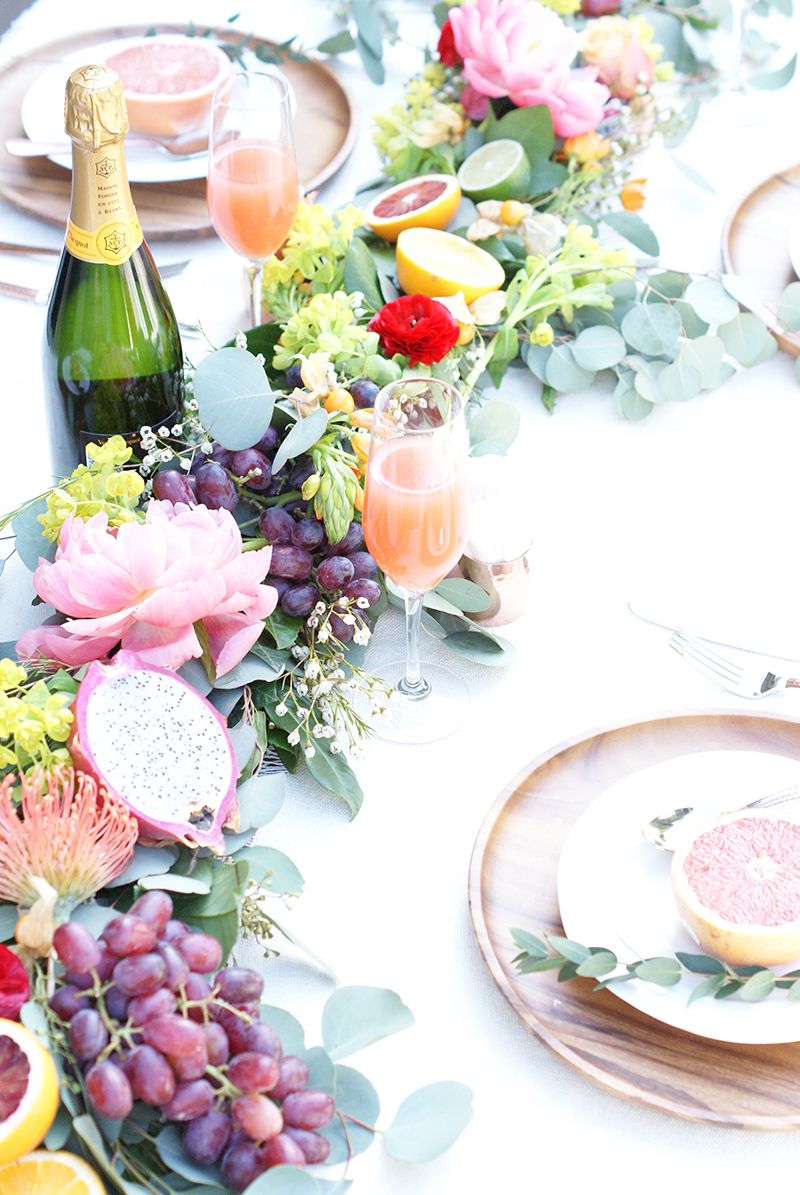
[722,164,800,357]
[469,709,800,1128]
[0,24,357,238]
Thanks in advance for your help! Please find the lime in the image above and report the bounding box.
[457,139,530,203]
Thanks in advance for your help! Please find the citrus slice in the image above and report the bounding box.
[0,1019,60,1165]
[0,1150,105,1195]
[395,228,505,305]
[672,814,800,966]
[105,35,231,137]
[457,139,530,203]
[364,174,462,242]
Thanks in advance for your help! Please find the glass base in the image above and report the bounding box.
[372,661,469,745]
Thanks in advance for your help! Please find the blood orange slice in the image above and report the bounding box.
[105,35,231,137]
[365,174,461,242]
[672,814,800,966]
[0,1019,59,1165]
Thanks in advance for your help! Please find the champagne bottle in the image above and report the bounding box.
[43,64,184,478]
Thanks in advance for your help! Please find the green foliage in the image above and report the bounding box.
[322,985,415,1059]
[601,212,660,257]
[193,348,274,450]
[343,237,384,311]
[384,1082,474,1162]
[469,399,521,456]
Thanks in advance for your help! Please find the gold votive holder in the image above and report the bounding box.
[460,548,531,627]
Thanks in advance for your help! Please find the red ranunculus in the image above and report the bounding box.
[0,944,30,1020]
[368,295,460,367]
[437,17,461,67]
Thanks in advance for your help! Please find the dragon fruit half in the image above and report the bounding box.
[69,651,239,853]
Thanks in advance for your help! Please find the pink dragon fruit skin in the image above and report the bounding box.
[69,650,239,853]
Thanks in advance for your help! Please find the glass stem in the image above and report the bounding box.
[399,592,430,701]
[246,261,265,326]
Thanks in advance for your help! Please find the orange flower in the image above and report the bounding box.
[563,131,611,164]
[621,178,646,211]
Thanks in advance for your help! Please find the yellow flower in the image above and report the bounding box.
[0,659,27,690]
[14,718,46,755]
[0,694,26,738]
[85,435,132,468]
[563,131,611,165]
[530,322,554,347]
[105,471,145,500]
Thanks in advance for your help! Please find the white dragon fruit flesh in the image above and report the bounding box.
[70,651,239,853]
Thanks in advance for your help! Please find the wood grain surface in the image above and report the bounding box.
[468,710,800,1128]
[0,24,356,238]
[722,164,800,357]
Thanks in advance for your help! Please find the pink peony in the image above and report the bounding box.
[17,501,277,678]
[449,0,608,137]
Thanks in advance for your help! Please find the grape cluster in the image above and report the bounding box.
[50,891,335,1191]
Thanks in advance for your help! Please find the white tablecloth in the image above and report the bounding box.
[3,2,800,1190]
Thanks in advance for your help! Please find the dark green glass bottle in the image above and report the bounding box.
[43,64,183,479]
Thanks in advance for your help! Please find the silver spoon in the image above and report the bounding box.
[642,784,800,852]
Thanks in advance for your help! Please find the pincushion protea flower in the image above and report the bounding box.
[0,767,138,913]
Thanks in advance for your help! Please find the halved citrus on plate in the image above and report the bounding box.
[0,1018,60,1165]
[364,174,462,242]
[105,34,232,137]
[0,1150,105,1195]
[395,228,505,304]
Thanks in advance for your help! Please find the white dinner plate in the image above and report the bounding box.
[20,39,293,185]
[557,749,800,1044]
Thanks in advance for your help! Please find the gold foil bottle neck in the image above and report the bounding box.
[65,65,129,150]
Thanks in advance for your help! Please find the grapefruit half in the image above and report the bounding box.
[672,814,800,966]
[105,35,232,137]
[364,174,461,242]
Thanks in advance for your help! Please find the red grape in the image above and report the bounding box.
[271,1055,309,1101]
[113,952,167,996]
[228,1051,280,1095]
[325,524,364,555]
[291,518,325,550]
[162,919,191,942]
[268,544,314,581]
[128,1044,176,1106]
[174,934,223,974]
[329,612,353,643]
[102,915,157,957]
[182,1108,232,1165]
[231,1093,283,1142]
[128,987,177,1025]
[343,577,381,607]
[170,1041,209,1081]
[230,449,272,492]
[582,0,620,12]
[104,985,130,1022]
[243,1022,282,1060]
[220,1138,269,1192]
[183,972,212,1019]
[142,1015,206,1058]
[152,471,197,505]
[69,1008,109,1062]
[280,583,319,617]
[263,1132,306,1166]
[348,378,379,408]
[49,985,91,1021]
[259,507,294,545]
[157,943,190,991]
[86,1060,134,1120]
[129,890,173,935]
[285,1126,331,1163]
[53,923,102,973]
[195,462,238,512]
[284,362,304,389]
[162,1078,214,1122]
[316,555,354,591]
[348,550,378,580]
[255,426,279,456]
[282,1090,335,1129]
[215,968,264,1004]
[201,1021,230,1066]
[213,1008,250,1054]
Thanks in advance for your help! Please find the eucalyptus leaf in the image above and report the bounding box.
[138,872,211,895]
[571,326,626,371]
[71,902,119,935]
[343,237,384,311]
[243,1168,319,1194]
[621,303,681,356]
[321,1063,380,1163]
[575,950,617,977]
[20,1000,48,1043]
[322,985,414,1060]
[104,844,179,888]
[469,399,521,456]
[317,29,356,53]
[670,155,716,193]
[634,957,682,986]
[45,1106,73,1151]
[303,1045,336,1093]
[73,1116,122,1186]
[215,652,284,689]
[305,738,363,819]
[684,279,739,325]
[778,282,800,330]
[646,270,688,300]
[523,342,550,383]
[384,1082,473,1163]
[352,0,383,57]
[423,589,467,618]
[658,360,702,402]
[0,903,19,941]
[545,344,595,392]
[751,51,796,89]
[435,578,491,613]
[11,499,51,570]
[517,955,564,973]
[209,687,243,717]
[674,952,724,975]
[615,374,653,420]
[229,722,258,772]
[548,936,590,964]
[718,312,771,365]
[194,348,274,450]
[236,772,286,830]
[272,407,329,473]
[739,969,776,1002]
[261,1004,306,1056]
[602,211,660,256]
[681,335,725,389]
[355,32,385,83]
[788,979,800,1000]
[444,629,516,667]
[236,846,304,895]
[511,928,549,958]
[177,657,213,696]
[687,975,726,1005]
[721,272,766,315]
[633,359,666,403]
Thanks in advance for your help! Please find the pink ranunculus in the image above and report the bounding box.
[449,0,608,137]
[580,16,656,101]
[17,501,277,678]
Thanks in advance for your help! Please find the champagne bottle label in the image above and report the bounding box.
[66,214,143,265]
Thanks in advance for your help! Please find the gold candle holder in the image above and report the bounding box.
[460,548,531,627]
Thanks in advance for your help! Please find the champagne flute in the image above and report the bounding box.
[207,68,298,326]
[362,378,470,744]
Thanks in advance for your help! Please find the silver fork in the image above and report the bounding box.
[670,630,800,698]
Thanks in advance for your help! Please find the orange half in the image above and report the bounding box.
[0,1150,105,1195]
